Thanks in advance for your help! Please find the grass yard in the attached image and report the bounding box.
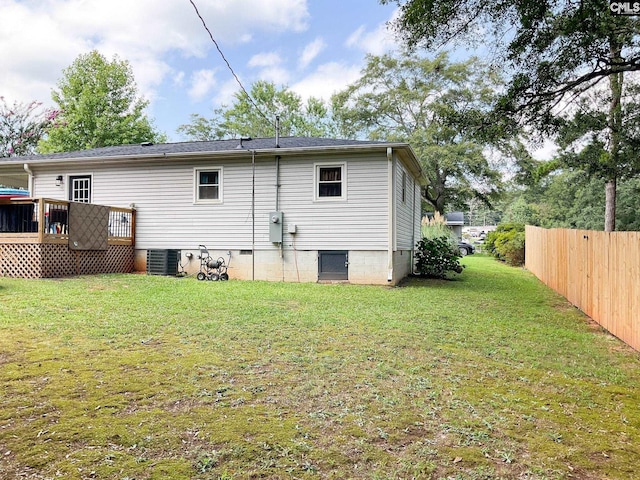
[0,255,638,480]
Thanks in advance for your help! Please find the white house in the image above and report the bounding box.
[0,137,425,284]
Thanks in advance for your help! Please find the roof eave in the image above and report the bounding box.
[11,142,425,182]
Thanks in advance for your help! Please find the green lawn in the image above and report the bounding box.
[0,255,638,479]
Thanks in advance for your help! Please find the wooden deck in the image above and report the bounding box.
[0,198,135,278]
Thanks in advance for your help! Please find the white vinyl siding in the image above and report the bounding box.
[31,161,252,250]
[401,171,406,204]
[29,151,415,252]
[280,156,387,250]
[395,160,420,251]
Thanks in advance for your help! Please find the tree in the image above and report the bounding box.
[0,97,60,157]
[177,81,336,140]
[176,114,224,142]
[556,83,640,228]
[332,52,503,214]
[616,177,640,231]
[503,168,640,231]
[381,0,640,230]
[501,196,541,226]
[39,50,164,153]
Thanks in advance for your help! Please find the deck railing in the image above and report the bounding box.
[0,198,135,246]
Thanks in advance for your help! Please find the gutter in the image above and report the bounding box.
[387,147,395,283]
[5,143,420,168]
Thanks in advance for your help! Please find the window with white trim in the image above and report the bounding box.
[69,175,91,203]
[315,163,346,200]
[195,168,222,203]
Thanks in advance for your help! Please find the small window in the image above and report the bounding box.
[315,163,346,200]
[195,168,222,203]
[69,175,92,203]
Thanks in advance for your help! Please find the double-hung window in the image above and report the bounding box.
[315,163,346,201]
[195,168,222,203]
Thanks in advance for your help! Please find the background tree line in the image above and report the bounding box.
[1,50,165,158]
[380,0,640,232]
[2,0,639,233]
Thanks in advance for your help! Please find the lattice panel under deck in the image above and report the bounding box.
[1,244,43,278]
[71,245,134,276]
[0,244,134,278]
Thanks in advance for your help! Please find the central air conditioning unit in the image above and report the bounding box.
[146,249,180,276]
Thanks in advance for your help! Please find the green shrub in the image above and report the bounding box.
[415,236,464,279]
[485,223,526,266]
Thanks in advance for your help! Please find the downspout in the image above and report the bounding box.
[387,147,395,282]
[23,163,33,195]
[251,150,255,281]
[275,116,283,278]
[275,155,281,211]
[275,155,284,281]
[411,176,418,275]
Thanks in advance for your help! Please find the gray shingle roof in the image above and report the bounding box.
[9,137,392,163]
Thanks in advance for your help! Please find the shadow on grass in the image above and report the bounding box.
[402,255,529,292]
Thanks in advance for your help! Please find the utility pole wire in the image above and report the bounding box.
[187,0,275,129]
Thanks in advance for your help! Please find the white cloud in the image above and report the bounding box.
[0,0,310,106]
[198,0,309,38]
[291,62,362,102]
[248,53,283,68]
[345,12,399,55]
[213,78,242,107]
[248,53,290,85]
[173,71,186,88]
[0,0,405,139]
[258,67,291,85]
[188,70,218,102]
[299,38,326,70]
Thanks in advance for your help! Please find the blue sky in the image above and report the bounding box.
[1,0,404,142]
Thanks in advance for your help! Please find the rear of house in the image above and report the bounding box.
[1,137,424,284]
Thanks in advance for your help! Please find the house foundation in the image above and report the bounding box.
[135,248,415,285]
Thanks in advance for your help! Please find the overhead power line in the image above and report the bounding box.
[188,0,274,129]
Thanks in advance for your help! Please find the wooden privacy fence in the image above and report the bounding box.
[525,226,640,352]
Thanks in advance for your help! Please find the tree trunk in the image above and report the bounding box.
[604,178,616,232]
[424,182,446,214]
[605,37,623,232]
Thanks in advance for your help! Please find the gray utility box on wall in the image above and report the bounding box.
[147,249,180,276]
[269,211,283,243]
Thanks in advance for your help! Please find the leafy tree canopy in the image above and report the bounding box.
[499,169,640,231]
[383,0,639,126]
[382,0,640,230]
[556,83,640,181]
[1,97,60,157]
[332,51,505,213]
[39,50,164,153]
[177,81,336,140]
